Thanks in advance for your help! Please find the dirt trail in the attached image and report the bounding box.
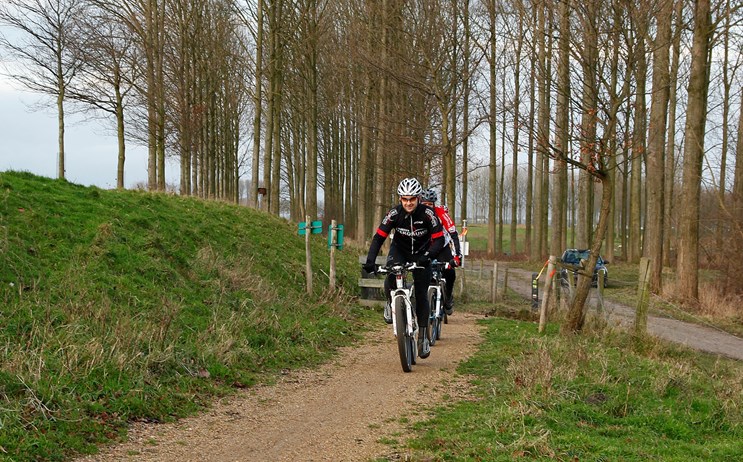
[76,313,484,462]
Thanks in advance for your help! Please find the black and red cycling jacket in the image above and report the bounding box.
[365,203,444,265]
[431,204,461,257]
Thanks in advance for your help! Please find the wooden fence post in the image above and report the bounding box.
[305,215,313,295]
[329,219,336,291]
[491,263,499,303]
[635,257,651,334]
[503,268,509,299]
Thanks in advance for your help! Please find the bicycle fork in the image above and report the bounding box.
[391,276,417,340]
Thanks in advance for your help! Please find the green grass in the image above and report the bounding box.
[462,223,526,256]
[398,317,743,461]
[0,171,370,461]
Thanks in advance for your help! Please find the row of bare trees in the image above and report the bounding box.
[2,0,742,326]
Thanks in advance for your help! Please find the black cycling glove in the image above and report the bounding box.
[416,255,431,267]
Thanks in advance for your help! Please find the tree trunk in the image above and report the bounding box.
[305,0,318,219]
[644,0,672,293]
[56,69,66,180]
[250,0,264,208]
[576,0,598,250]
[716,0,731,262]
[525,10,537,258]
[677,0,712,301]
[629,33,647,263]
[487,0,497,257]
[115,85,125,189]
[551,0,569,257]
[357,73,373,241]
[728,88,743,291]
[664,0,683,268]
[564,174,613,332]
[536,2,551,260]
[511,9,523,255]
[461,0,471,224]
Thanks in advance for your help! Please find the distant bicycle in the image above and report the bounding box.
[427,260,450,346]
[375,262,426,373]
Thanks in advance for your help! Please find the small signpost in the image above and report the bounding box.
[458,220,468,296]
[298,218,322,294]
[297,219,343,293]
[327,221,344,290]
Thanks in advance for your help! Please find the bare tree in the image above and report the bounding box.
[67,5,139,189]
[0,0,85,180]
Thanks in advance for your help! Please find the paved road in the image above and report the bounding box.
[490,266,743,361]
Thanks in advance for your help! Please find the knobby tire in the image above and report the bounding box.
[394,296,413,372]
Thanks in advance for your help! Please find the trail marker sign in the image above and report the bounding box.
[298,220,323,235]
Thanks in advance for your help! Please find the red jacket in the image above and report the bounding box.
[432,205,461,256]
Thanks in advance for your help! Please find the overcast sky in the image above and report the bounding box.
[0,75,162,190]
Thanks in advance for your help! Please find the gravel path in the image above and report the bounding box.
[76,313,484,462]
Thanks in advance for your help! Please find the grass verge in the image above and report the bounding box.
[393,313,743,461]
[0,171,369,461]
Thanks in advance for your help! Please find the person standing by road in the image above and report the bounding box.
[362,178,444,359]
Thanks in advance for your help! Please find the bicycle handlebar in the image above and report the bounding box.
[430,260,451,271]
[374,261,423,274]
[371,260,452,275]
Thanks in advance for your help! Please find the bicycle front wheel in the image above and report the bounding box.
[428,290,440,345]
[394,296,413,372]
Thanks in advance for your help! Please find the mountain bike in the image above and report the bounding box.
[375,262,424,373]
[427,260,450,346]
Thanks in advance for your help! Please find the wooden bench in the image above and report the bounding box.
[358,255,387,307]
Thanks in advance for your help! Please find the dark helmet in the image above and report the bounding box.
[420,188,438,203]
[397,177,423,196]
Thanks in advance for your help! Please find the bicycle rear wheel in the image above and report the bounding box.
[440,281,449,325]
[394,297,413,372]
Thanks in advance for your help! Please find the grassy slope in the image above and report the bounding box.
[0,171,369,461]
[405,309,743,461]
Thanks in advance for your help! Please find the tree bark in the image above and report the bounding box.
[664,0,683,268]
[250,0,264,208]
[644,0,673,293]
[629,30,647,263]
[487,0,497,257]
[551,0,569,257]
[677,0,712,301]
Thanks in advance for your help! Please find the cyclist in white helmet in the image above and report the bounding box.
[362,177,444,359]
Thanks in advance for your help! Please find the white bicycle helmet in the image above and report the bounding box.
[397,177,423,196]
